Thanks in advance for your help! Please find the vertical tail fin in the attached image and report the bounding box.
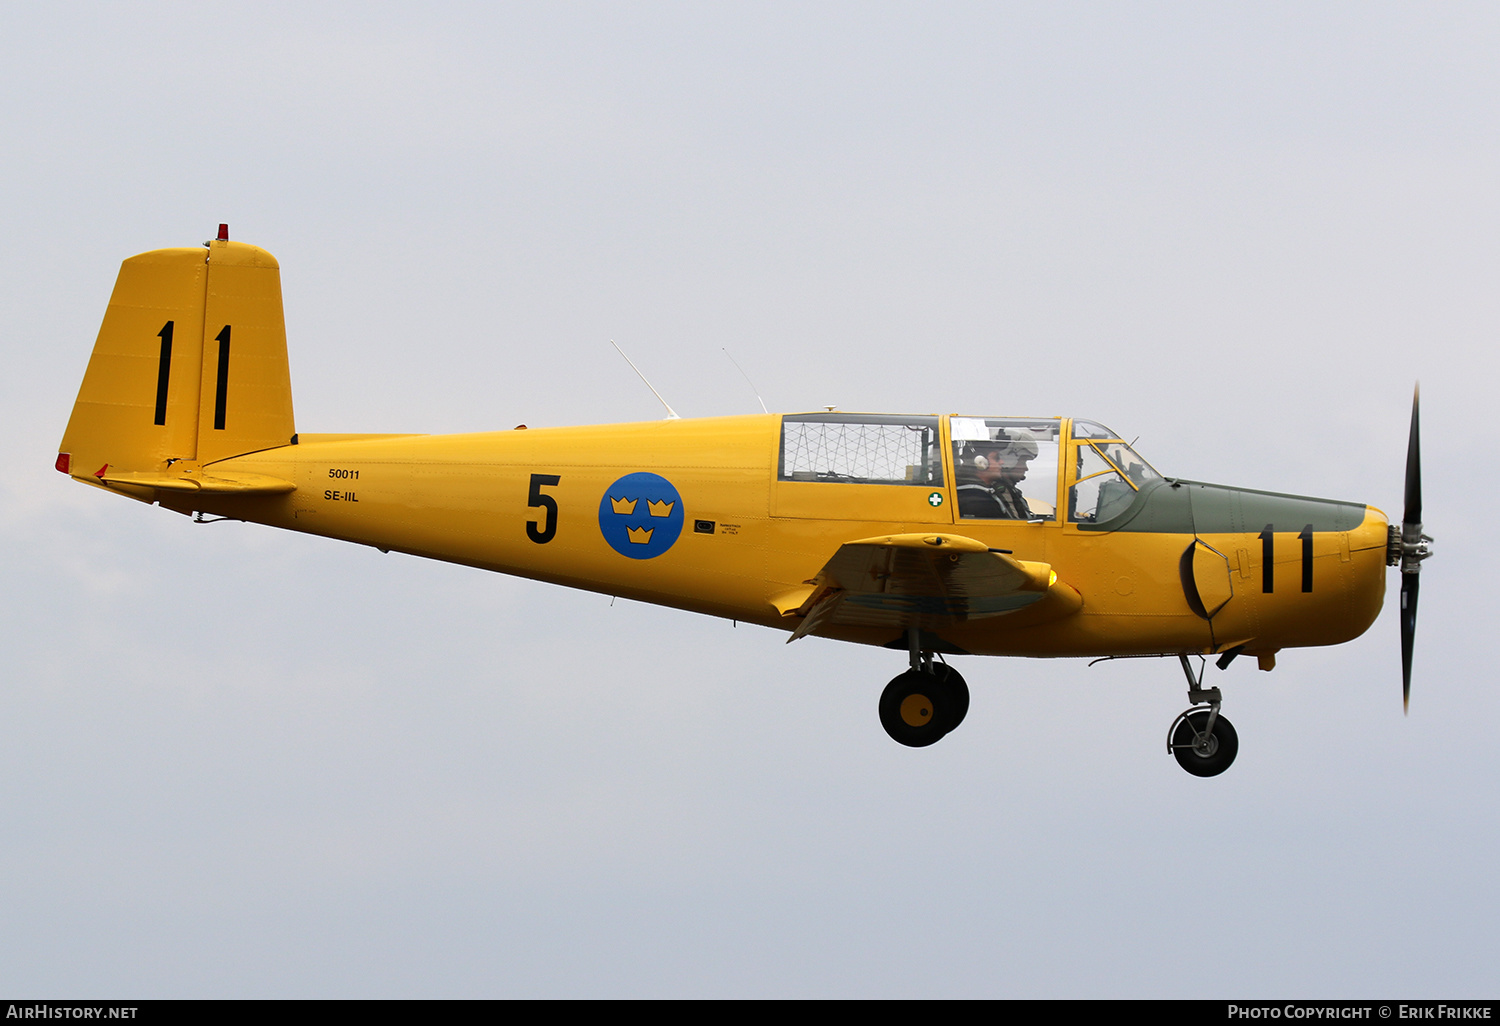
[59,237,295,492]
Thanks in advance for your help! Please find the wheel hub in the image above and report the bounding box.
[899,693,934,728]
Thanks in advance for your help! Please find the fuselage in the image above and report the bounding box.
[158,412,1389,662]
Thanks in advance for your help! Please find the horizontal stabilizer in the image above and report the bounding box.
[98,467,295,494]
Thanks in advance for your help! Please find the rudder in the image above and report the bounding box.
[196,238,294,464]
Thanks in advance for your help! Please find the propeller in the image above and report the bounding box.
[1397,384,1432,712]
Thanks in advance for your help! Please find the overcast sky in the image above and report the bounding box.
[2,2,1496,998]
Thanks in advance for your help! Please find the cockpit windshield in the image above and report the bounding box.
[1068,421,1161,523]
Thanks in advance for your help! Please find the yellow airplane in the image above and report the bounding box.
[56,230,1433,776]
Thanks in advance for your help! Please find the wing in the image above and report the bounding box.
[771,533,1082,642]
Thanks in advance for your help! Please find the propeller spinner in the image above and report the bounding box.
[1394,384,1433,712]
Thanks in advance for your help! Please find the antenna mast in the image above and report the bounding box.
[723,348,770,414]
[610,340,680,420]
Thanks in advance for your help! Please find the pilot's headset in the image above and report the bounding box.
[964,436,1005,471]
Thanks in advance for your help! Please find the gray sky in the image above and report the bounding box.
[2,2,1495,997]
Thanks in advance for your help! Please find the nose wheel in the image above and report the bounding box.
[1169,708,1239,776]
[1167,654,1239,777]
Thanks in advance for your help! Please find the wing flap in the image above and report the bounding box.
[776,533,1077,639]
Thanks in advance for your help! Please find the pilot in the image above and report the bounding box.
[957,430,1040,519]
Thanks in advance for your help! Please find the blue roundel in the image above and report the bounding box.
[598,472,685,559]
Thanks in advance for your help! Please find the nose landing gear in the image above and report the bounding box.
[1167,654,1238,777]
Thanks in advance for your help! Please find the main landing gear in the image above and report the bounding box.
[1167,654,1238,777]
[878,629,970,747]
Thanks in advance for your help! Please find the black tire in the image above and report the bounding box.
[1171,711,1239,777]
[879,669,960,747]
[930,663,970,732]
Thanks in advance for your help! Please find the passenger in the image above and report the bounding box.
[957,430,1040,520]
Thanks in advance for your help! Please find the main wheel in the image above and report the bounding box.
[929,663,970,732]
[1170,710,1239,777]
[879,669,961,747]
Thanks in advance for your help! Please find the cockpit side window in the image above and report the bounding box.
[779,414,943,485]
[950,417,1061,521]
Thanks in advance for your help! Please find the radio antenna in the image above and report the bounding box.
[610,340,680,420]
[723,348,769,414]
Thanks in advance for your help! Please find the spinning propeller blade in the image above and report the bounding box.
[1400,565,1418,713]
[1398,384,1429,713]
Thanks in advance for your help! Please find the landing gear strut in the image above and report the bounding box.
[878,629,969,747]
[1167,654,1238,777]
